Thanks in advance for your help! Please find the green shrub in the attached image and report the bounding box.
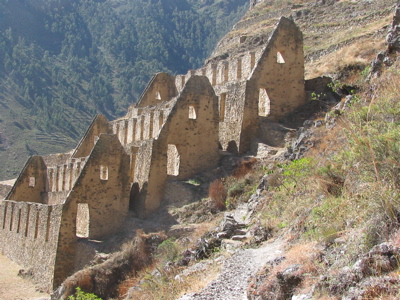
[68,288,102,300]
[157,238,181,263]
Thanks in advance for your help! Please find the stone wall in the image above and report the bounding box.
[135,73,177,108]
[53,134,130,287]
[241,17,306,152]
[131,76,219,216]
[0,17,307,292]
[0,200,63,290]
[73,115,111,158]
[111,102,173,147]
[46,157,87,205]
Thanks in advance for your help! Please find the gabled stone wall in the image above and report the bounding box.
[6,156,48,204]
[0,17,307,292]
[175,17,305,154]
[130,76,219,217]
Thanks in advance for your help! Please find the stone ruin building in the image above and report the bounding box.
[0,17,306,292]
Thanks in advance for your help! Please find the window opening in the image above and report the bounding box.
[140,118,145,140]
[29,177,35,187]
[258,88,271,117]
[167,144,180,176]
[188,106,197,119]
[100,165,109,181]
[155,91,162,101]
[44,207,52,242]
[277,51,285,64]
[76,203,90,238]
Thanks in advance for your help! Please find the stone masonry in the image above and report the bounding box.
[0,17,305,292]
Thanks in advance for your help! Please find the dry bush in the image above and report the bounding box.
[209,179,227,210]
[232,157,257,179]
[57,230,164,299]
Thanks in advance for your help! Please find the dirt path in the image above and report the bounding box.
[178,238,285,300]
[0,254,50,300]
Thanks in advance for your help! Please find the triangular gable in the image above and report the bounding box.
[135,72,178,108]
[72,115,110,158]
[7,155,47,203]
[249,16,302,78]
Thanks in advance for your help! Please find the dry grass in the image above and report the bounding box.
[307,15,391,55]
[126,261,222,300]
[306,38,386,79]
[118,221,221,299]
[253,242,323,298]
[59,230,161,299]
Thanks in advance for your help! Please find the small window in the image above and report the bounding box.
[100,165,108,181]
[29,177,36,187]
[188,106,197,119]
[277,51,285,64]
[155,91,162,101]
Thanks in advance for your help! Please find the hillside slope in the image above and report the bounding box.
[0,0,248,180]
[48,1,400,300]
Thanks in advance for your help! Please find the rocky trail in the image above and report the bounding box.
[178,237,285,300]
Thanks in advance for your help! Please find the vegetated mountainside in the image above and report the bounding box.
[0,0,248,180]
[49,1,400,300]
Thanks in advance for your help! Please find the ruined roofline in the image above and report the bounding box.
[133,72,177,109]
[158,75,217,135]
[110,75,216,149]
[134,73,162,109]
[72,114,110,159]
[248,16,302,79]
[5,155,46,201]
[63,133,126,207]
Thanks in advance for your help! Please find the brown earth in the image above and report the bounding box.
[0,254,49,300]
